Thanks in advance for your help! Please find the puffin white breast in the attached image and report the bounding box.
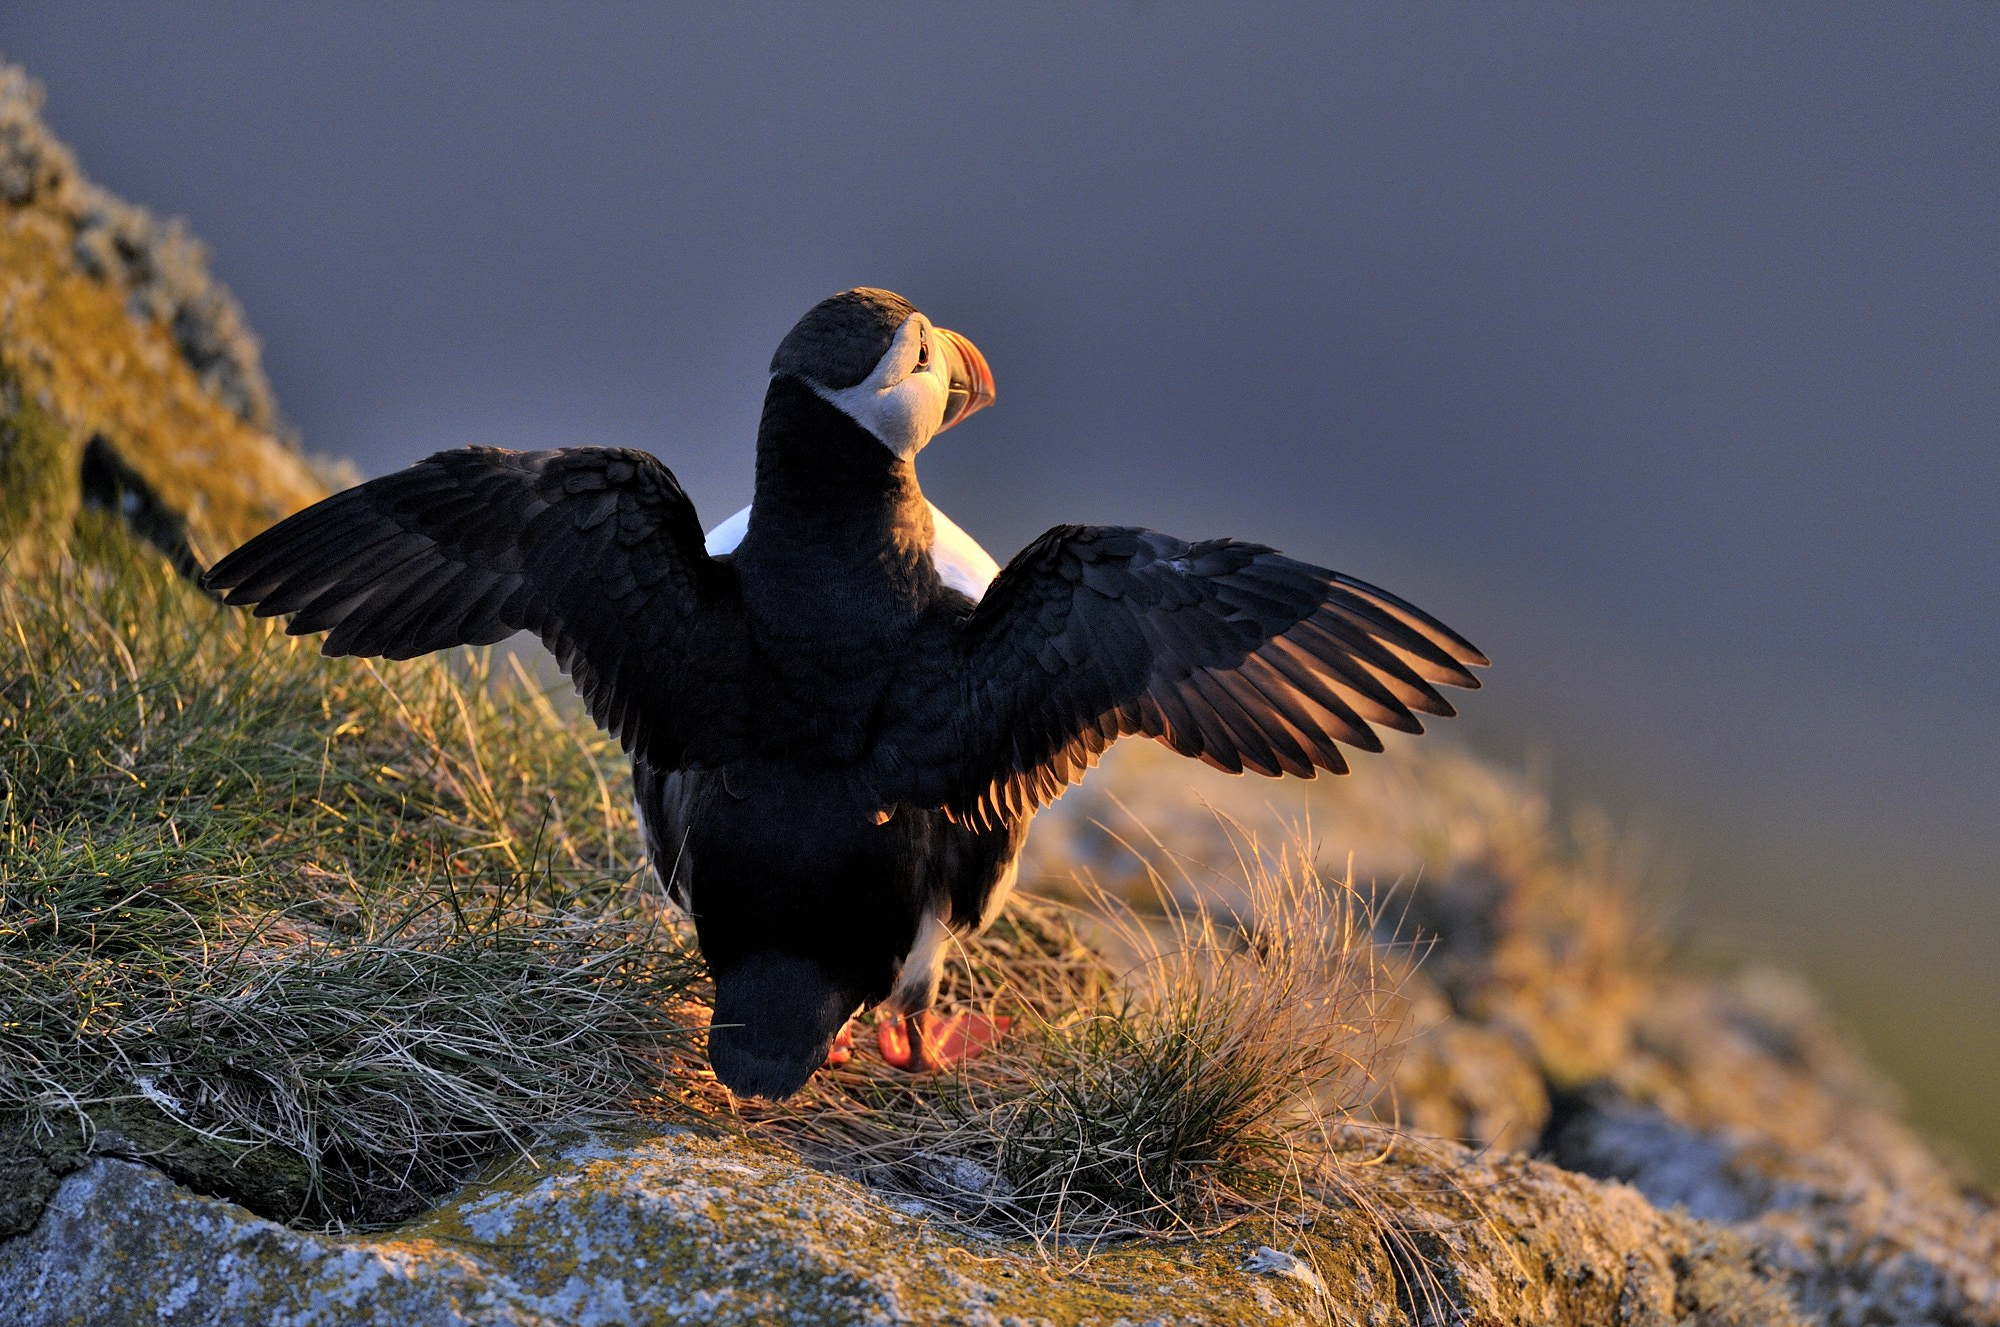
[704,502,999,602]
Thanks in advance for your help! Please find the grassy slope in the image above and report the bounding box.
[0,526,700,1230]
[0,59,325,576]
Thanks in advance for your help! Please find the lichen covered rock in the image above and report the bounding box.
[0,1131,1342,1326]
[4,1121,1842,1327]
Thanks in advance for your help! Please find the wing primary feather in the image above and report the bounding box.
[317,551,461,652]
[1176,676,1256,774]
[1296,615,1455,716]
[1202,668,1315,776]
[378,565,497,659]
[213,509,389,601]
[278,532,434,624]
[286,567,414,639]
[252,527,424,615]
[1268,631,1418,727]
[1233,653,1358,768]
[1260,637,1406,740]
[208,496,379,583]
[1332,573,1489,668]
[1319,598,1481,687]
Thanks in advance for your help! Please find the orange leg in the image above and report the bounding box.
[822,1020,855,1069]
[877,1010,1012,1073]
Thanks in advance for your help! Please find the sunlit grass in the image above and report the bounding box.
[0,521,700,1228]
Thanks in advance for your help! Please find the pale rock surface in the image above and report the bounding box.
[1,1130,1336,1327]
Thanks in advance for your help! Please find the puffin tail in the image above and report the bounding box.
[708,953,861,1099]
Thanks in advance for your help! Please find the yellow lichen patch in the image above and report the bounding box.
[370,1129,1330,1326]
[0,203,323,555]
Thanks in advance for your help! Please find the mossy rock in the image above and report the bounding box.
[0,1105,317,1247]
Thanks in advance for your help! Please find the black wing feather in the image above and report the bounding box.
[920,525,1486,828]
[205,446,745,767]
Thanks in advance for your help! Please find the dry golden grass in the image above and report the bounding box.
[704,820,1421,1250]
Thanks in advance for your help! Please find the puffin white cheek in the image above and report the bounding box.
[874,388,923,457]
[816,363,950,458]
[914,373,949,443]
[873,375,947,458]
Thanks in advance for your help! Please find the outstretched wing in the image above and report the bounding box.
[926,525,1487,828]
[205,446,745,767]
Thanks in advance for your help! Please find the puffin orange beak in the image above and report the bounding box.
[936,327,995,433]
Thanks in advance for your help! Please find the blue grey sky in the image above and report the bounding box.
[8,4,1996,1162]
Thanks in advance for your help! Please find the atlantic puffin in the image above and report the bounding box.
[205,287,1487,1099]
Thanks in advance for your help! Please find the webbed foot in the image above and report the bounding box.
[877,1010,1011,1072]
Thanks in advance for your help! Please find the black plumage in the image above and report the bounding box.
[206,287,1487,1099]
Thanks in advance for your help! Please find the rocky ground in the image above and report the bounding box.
[3,57,1996,1326]
[7,735,1996,1325]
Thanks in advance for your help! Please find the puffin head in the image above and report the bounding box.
[770,287,996,459]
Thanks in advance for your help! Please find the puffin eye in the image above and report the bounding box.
[914,330,930,370]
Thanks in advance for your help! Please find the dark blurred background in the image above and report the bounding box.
[8,5,1995,1171]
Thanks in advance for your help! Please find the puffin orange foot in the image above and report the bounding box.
[823,1021,855,1069]
[877,1010,1012,1073]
